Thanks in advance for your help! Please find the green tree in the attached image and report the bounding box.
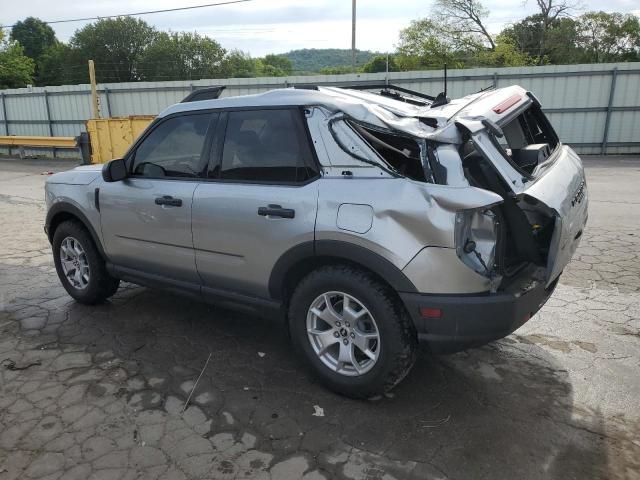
[544,17,581,64]
[529,0,578,64]
[220,50,259,78]
[70,17,157,83]
[397,19,467,68]
[139,32,226,81]
[575,11,640,63]
[393,55,423,72]
[36,43,74,86]
[10,17,60,86]
[501,14,579,65]
[501,15,580,64]
[476,34,534,67]
[0,30,35,89]
[362,55,398,73]
[260,54,293,75]
[10,17,57,60]
[434,0,495,49]
[397,0,493,59]
[318,65,359,74]
[281,48,378,73]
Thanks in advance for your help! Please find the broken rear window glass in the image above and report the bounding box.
[496,106,559,175]
[350,122,433,183]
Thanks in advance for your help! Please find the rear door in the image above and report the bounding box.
[192,108,320,298]
[100,112,217,283]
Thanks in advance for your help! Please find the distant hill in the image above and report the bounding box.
[281,48,379,73]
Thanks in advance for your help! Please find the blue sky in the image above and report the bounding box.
[4,0,640,56]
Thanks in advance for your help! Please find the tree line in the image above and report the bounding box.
[1,0,639,89]
[0,16,295,88]
[389,0,640,71]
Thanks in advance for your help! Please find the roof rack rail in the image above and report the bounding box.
[341,83,435,102]
[181,86,226,103]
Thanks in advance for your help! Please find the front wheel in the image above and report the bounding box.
[52,220,119,304]
[288,265,417,399]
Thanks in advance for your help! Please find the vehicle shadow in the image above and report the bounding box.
[3,274,614,480]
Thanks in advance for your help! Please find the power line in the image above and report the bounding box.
[0,0,257,29]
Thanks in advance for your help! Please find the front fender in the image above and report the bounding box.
[45,200,106,258]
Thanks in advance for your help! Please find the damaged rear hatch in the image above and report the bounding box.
[454,87,588,287]
[315,84,587,290]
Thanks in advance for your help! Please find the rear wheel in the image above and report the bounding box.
[288,265,417,398]
[52,220,119,304]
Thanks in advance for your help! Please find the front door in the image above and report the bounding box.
[192,108,320,298]
[100,112,216,283]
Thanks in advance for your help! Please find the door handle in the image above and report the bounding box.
[155,195,183,207]
[258,204,295,219]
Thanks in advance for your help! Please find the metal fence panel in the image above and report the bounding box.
[1,62,639,158]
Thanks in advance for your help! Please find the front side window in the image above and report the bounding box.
[217,109,317,183]
[131,113,213,178]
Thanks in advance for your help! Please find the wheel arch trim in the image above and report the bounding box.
[268,240,418,299]
[46,202,107,258]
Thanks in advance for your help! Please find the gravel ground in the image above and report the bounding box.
[0,156,638,480]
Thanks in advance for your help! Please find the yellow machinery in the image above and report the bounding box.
[86,116,154,164]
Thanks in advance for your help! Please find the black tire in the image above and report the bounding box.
[288,265,417,399]
[52,220,120,304]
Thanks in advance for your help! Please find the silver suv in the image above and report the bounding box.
[45,85,588,398]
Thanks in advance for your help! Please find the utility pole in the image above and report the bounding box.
[88,60,101,119]
[351,0,356,71]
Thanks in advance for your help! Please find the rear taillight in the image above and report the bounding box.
[493,94,521,114]
[419,307,442,319]
[455,208,499,278]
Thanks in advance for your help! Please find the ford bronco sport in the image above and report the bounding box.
[45,85,588,398]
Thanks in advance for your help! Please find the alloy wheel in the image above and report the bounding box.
[59,236,90,290]
[306,291,381,376]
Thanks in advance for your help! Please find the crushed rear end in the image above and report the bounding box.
[391,86,588,351]
[311,84,587,352]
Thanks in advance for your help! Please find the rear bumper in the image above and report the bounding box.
[400,277,558,354]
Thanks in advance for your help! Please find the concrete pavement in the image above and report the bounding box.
[0,156,638,480]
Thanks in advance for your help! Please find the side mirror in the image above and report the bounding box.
[102,158,127,182]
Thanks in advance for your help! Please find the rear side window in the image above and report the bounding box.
[350,122,432,182]
[217,109,317,183]
[131,114,213,178]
